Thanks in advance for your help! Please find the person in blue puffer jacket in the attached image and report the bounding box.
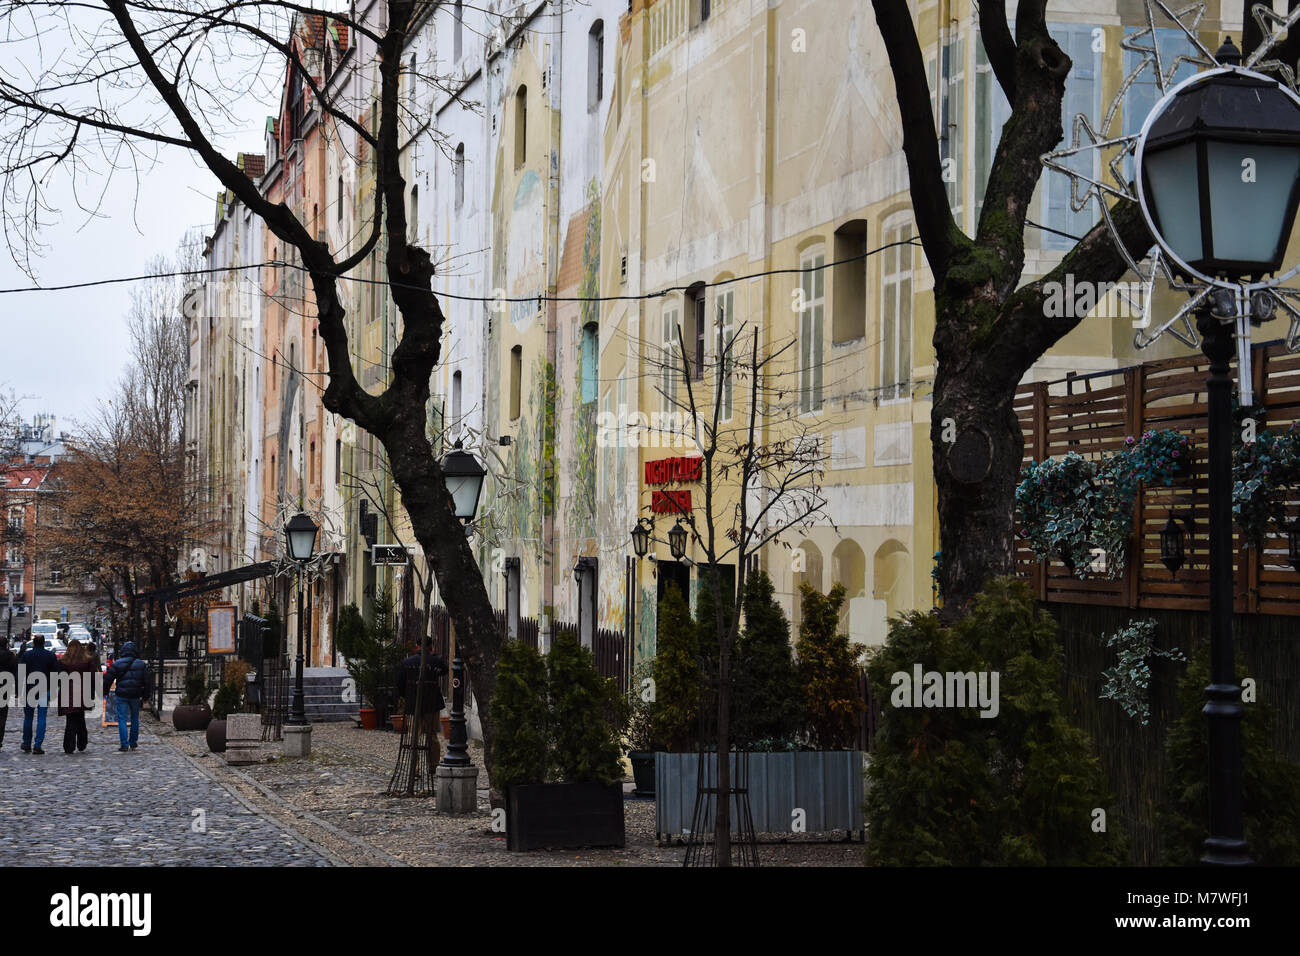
[104,641,153,751]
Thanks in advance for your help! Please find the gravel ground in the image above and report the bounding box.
[154,716,865,867]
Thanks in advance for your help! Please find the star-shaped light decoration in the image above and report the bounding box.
[1038,0,1300,403]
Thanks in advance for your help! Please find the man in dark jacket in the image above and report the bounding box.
[104,641,152,751]
[0,642,17,749]
[18,635,58,754]
[396,638,448,767]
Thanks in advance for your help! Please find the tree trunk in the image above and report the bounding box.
[931,350,1024,617]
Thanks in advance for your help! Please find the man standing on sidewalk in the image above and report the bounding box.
[104,640,152,751]
[18,634,57,754]
[396,637,448,768]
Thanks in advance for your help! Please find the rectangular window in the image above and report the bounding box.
[49,570,62,585]
[928,33,965,221]
[881,221,914,402]
[581,323,599,404]
[1043,23,1102,250]
[509,345,522,420]
[715,290,734,421]
[693,294,705,381]
[799,251,825,414]
[589,22,605,111]
[1122,28,1198,183]
[832,222,868,343]
[661,308,679,414]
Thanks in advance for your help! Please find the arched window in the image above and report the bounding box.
[580,322,598,404]
[798,245,825,413]
[880,216,914,402]
[714,286,734,420]
[409,184,419,242]
[453,1,464,62]
[514,85,527,169]
[792,538,824,629]
[588,21,605,111]
[832,538,867,637]
[337,176,344,221]
[509,345,522,420]
[451,369,463,425]
[454,143,465,211]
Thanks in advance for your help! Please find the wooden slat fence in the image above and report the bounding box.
[1015,339,1300,615]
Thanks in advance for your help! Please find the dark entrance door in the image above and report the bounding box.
[657,561,691,607]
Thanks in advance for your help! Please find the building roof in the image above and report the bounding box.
[0,463,50,491]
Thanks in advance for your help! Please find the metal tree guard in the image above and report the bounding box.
[683,661,760,867]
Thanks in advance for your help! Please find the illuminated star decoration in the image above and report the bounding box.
[1037,0,1300,394]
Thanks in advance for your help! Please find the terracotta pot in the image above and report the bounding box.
[172,703,212,732]
[391,714,406,733]
[206,719,227,753]
[359,707,378,730]
[440,715,451,738]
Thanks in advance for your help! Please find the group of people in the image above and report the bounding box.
[0,636,154,754]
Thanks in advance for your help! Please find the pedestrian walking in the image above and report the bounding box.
[103,640,153,751]
[0,642,16,749]
[58,640,97,754]
[396,637,448,768]
[18,634,57,754]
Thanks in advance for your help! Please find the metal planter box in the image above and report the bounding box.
[506,782,626,851]
[655,751,865,839]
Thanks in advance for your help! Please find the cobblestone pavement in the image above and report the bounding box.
[157,719,866,867]
[0,710,336,866]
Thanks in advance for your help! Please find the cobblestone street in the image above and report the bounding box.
[0,711,335,867]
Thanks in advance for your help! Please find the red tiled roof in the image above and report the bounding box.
[0,464,49,490]
[239,153,266,178]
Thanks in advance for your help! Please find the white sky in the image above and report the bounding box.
[0,2,295,432]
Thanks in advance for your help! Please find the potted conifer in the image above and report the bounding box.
[497,634,627,851]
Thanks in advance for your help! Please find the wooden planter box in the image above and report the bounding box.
[655,751,865,840]
[506,782,625,851]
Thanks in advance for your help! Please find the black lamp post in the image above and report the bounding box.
[438,442,486,770]
[1135,51,1300,866]
[284,512,318,727]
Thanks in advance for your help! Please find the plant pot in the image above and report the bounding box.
[441,715,451,738]
[391,714,406,733]
[629,752,656,796]
[206,719,227,753]
[359,707,378,730]
[506,782,625,851]
[172,703,212,732]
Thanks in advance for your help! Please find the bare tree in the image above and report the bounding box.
[639,319,833,865]
[45,253,209,642]
[870,0,1154,612]
[0,1,509,778]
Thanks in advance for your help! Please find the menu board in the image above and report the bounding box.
[207,603,237,655]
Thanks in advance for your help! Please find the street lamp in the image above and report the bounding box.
[630,518,652,559]
[437,444,486,787]
[1134,51,1300,866]
[283,512,318,729]
[668,521,687,561]
[440,442,486,522]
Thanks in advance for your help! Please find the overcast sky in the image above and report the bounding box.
[0,156,222,433]
[0,3,290,434]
